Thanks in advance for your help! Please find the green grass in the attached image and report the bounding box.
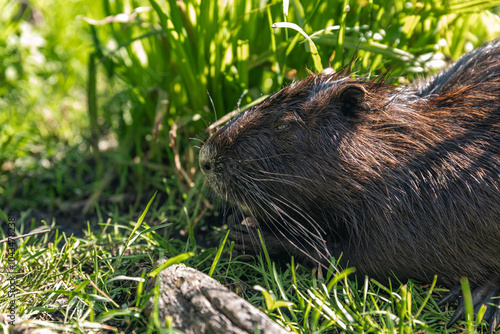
[2,0,500,333]
[0,200,494,333]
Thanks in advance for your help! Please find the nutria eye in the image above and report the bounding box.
[274,123,289,131]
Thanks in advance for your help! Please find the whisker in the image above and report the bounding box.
[231,173,334,266]
[190,137,205,144]
[241,170,318,199]
[237,89,248,114]
[237,152,298,163]
[207,90,217,122]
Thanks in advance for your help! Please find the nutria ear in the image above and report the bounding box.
[338,85,370,123]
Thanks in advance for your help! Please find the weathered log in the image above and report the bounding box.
[144,264,290,334]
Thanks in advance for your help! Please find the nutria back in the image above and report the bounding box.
[200,39,500,328]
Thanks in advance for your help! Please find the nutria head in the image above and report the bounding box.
[198,72,405,263]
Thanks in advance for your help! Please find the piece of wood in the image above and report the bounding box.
[144,264,290,334]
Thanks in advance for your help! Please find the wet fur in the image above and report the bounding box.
[200,39,500,329]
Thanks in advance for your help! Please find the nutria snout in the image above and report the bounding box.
[200,39,500,331]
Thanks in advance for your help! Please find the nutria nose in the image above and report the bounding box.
[199,146,214,175]
[200,160,212,174]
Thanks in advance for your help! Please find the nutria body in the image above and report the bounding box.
[199,40,500,329]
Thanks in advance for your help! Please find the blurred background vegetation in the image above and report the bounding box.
[1,0,500,332]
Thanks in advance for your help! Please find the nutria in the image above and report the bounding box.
[199,39,500,330]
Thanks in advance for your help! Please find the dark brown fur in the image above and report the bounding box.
[199,40,500,329]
